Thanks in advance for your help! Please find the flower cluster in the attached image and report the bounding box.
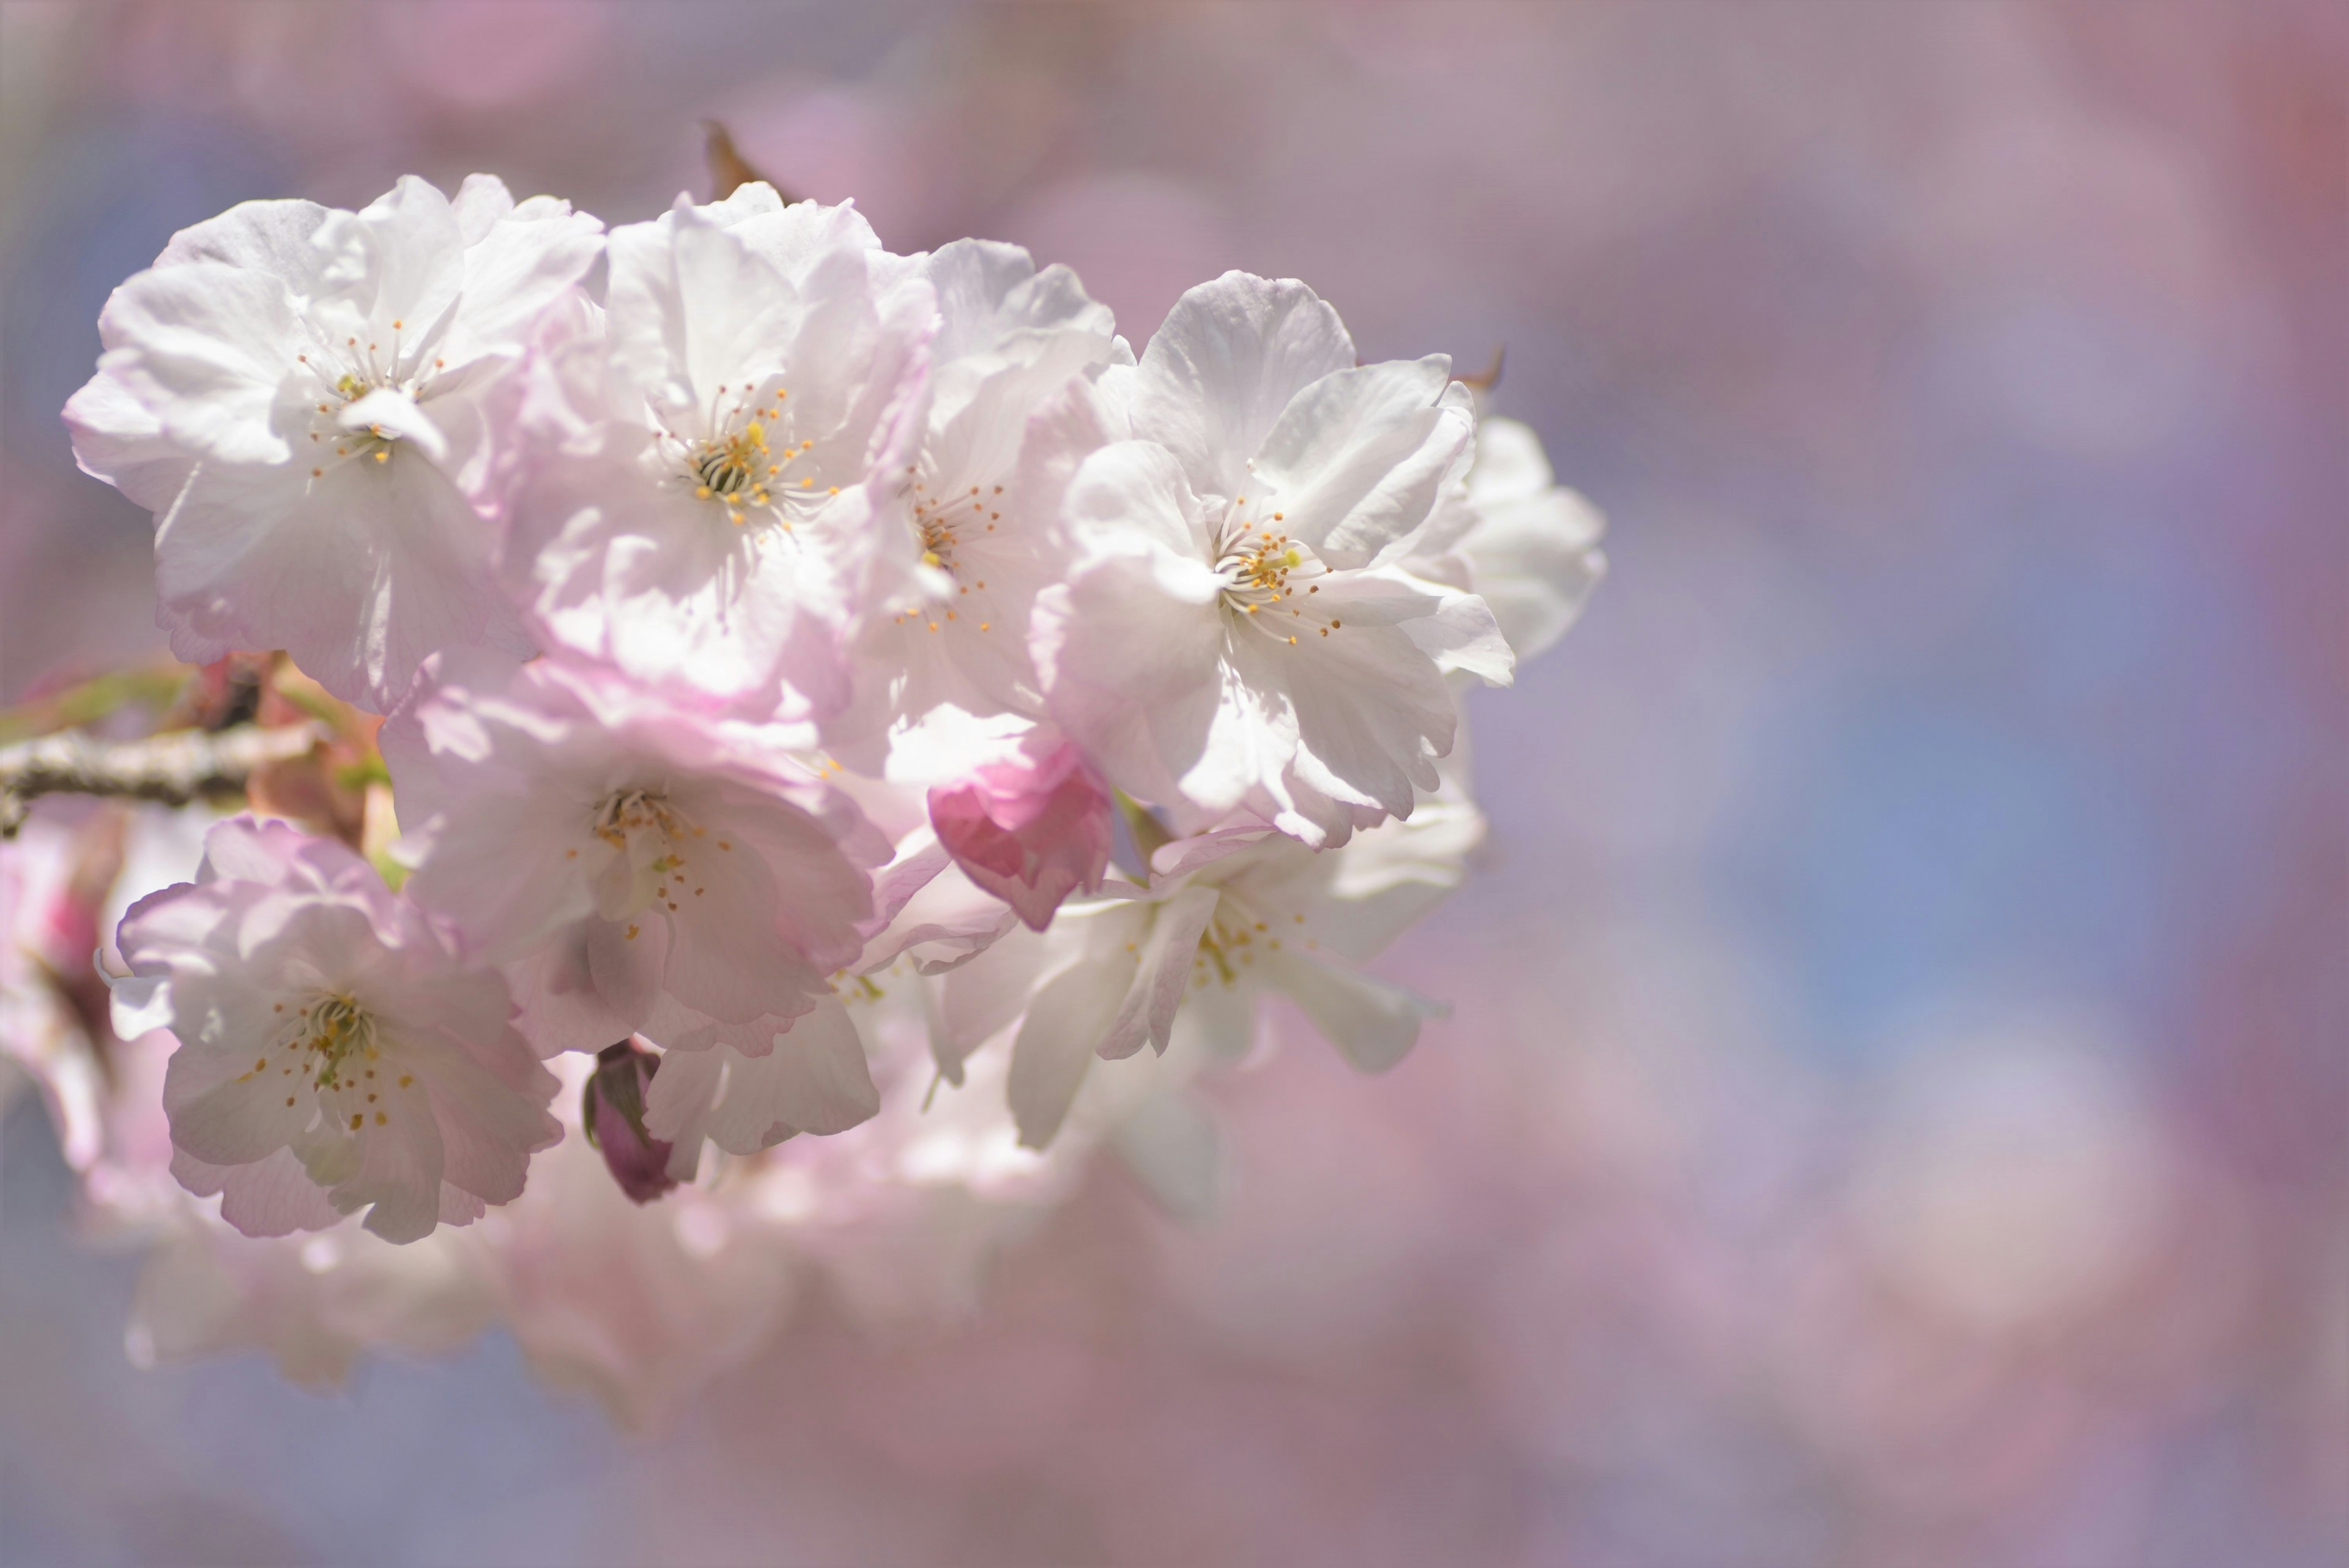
[59,173,1604,1244]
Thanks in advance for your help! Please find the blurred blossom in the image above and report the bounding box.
[370,1,610,112]
[2,2,2341,1564]
[1848,1011,2170,1336]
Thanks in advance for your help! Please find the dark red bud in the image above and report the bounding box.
[582,1039,678,1204]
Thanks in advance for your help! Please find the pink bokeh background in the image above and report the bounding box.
[2,4,2342,1564]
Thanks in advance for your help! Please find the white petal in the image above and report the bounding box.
[62,364,196,512]
[1250,357,1470,570]
[447,173,516,242]
[106,967,175,1040]
[585,914,670,1030]
[1398,576,1515,686]
[1059,437,1214,562]
[1465,415,1554,502]
[645,999,878,1153]
[1263,949,1441,1073]
[1459,488,1607,663]
[938,921,1055,1082]
[332,1090,448,1244]
[1099,885,1219,1060]
[1111,1090,1228,1222]
[640,1042,722,1181]
[95,261,300,466]
[154,453,527,713]
[1033,550,1224,808]
[311,175,466,346]
[503,933,644,1056]
[180,1146,342,1238]
[162,1044,314,1168]
[444,196,601,360]
[1130,272,1354,500]
[155,196,333,283]
[1006,949,1136,1149]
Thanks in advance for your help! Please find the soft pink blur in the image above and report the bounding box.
[1,4,2340,1566]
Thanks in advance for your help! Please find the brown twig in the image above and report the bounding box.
[0,723,325,838]
[1457,345,1506,391]
[703,121,789,204]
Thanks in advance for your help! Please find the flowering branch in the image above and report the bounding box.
[24,153,1606,1257]
[0,723,325,836]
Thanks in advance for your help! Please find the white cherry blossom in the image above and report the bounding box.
[1031,272,1512,848]
[384,653,893,1159]
[943,785,1484,1149]
[34,164,1622,1410]
[64,174,602,710]
[1408,414,1609,663]
[497,184,933,718]
[114,816,561,1243]
[825,239,1128,758]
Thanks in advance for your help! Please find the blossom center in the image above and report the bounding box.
[237,990,412,1137]
[590,789,703,923]
[296,319,446,475]
[1212,502,1342,647]
[666,383,823,530]
[893,467,1008,635]
[908,472,1006,578]
[1190,893,1312,989]
[301,993,376,1090]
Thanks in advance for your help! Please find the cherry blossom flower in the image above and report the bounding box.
[1407,414,1609,663]
[64,174,602,710]
[943,785,1485,1148]
[1,804,127,1170]
[497,184,934,717]
[114,816,561,1243]
[825,239,1128,756]
[1031,272,1513,848]
[125,1200,496,1389]
[383,653,893,1159]
[29,160,1630,1427]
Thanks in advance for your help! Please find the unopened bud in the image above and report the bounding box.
[582,1039,678,1204]
[927,737,1113,931]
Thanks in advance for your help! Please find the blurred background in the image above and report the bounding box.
[2,2,2343,1564]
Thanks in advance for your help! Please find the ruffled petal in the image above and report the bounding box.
[1130,272,1354,501]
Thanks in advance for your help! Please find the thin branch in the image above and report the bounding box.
[1457,344,1505,391]
[703,121,790,204]
[0,724,325,837]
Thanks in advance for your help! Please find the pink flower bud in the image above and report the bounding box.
[926,740,1113,932]
[584,1039,678,1205]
